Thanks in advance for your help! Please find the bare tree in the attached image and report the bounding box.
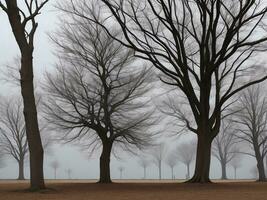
[0,154,5,169]
[0,98,27,180]
[165,150,178,180]
[118,166,125,179]
[212,120,239,180]
[233,86,267,181]
[176,141,196,180]
[0,0,49,190]
[138,157,150,179]
[43,6,157,184]
[250,166,259,180]
[50,160,60,179]
[0,96,51,180]
[66,168,72,179]
[151,143,167,180]
[229,155,242,180]
[73,0,267,183]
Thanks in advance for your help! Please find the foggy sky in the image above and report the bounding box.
[0,2,258,180]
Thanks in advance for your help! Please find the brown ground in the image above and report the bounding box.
[0,180,266,200]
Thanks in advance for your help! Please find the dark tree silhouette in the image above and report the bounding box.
[138,157,150,179]
[212,120,239,180]
[233,86,267,181]
[85,0,267,183]
[50,160,60,179]
[151,143,167,180]
[0,0,49,190]
[165,150,178,180]
[43,6,157,183]
[176,141,196,180]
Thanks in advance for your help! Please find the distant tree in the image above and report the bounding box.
[66,168,72,179]
[229,155,242,179]
[118,166,125,179]
[212,120,239,180]
[138,157,150,179]
[0,98,27,180]
[50,160,60,179]
[0,97,50,180]
[176,141,196,179]
[250,166,259,180]
[233,86,267,181]
[151,143,167,180]
[0,154,5,169]
[0,0,49,190]
[44,5,156,183]
[165,150,178,180]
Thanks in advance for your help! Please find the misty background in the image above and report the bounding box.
[0,2,258,180]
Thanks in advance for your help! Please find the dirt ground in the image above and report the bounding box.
[0,180,266,200]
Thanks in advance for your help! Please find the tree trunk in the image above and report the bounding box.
[54,169,57,179]
[234,168,237,179]
[159,161,162,180]
[186,163,190,179]
[98,142,112,183]
[143,167,146,179]
[171,167,174,180]
[221,160,227,180]
[256,156,266,181]
[188,133,212,183]
[5,1,45,191]
[17,159,25,180]
[21,54,45,189]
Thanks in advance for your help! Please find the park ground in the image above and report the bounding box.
[0,180,266,200]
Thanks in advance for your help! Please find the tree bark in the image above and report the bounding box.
[221,160,227,180]
[4,1,45,190]
[98,142,112,183]
[188,133,212,183]
[21,54,45,189]
[256,156,266,181]
[17,159,25,180]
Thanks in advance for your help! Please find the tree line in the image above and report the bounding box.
[1,0,267,190]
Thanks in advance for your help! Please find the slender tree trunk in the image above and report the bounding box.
[171,167,174,180]
[144,167,146,179]
[21,54,45,189]
[234,168,237,179]
[54,169,57,179]
[159,161,162,180]
[5,1,45,190]
[186,163,190,179]
[17,159,25,180]
[188,133,212,183]
[99,142,112,183]
[221,160,227,180]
